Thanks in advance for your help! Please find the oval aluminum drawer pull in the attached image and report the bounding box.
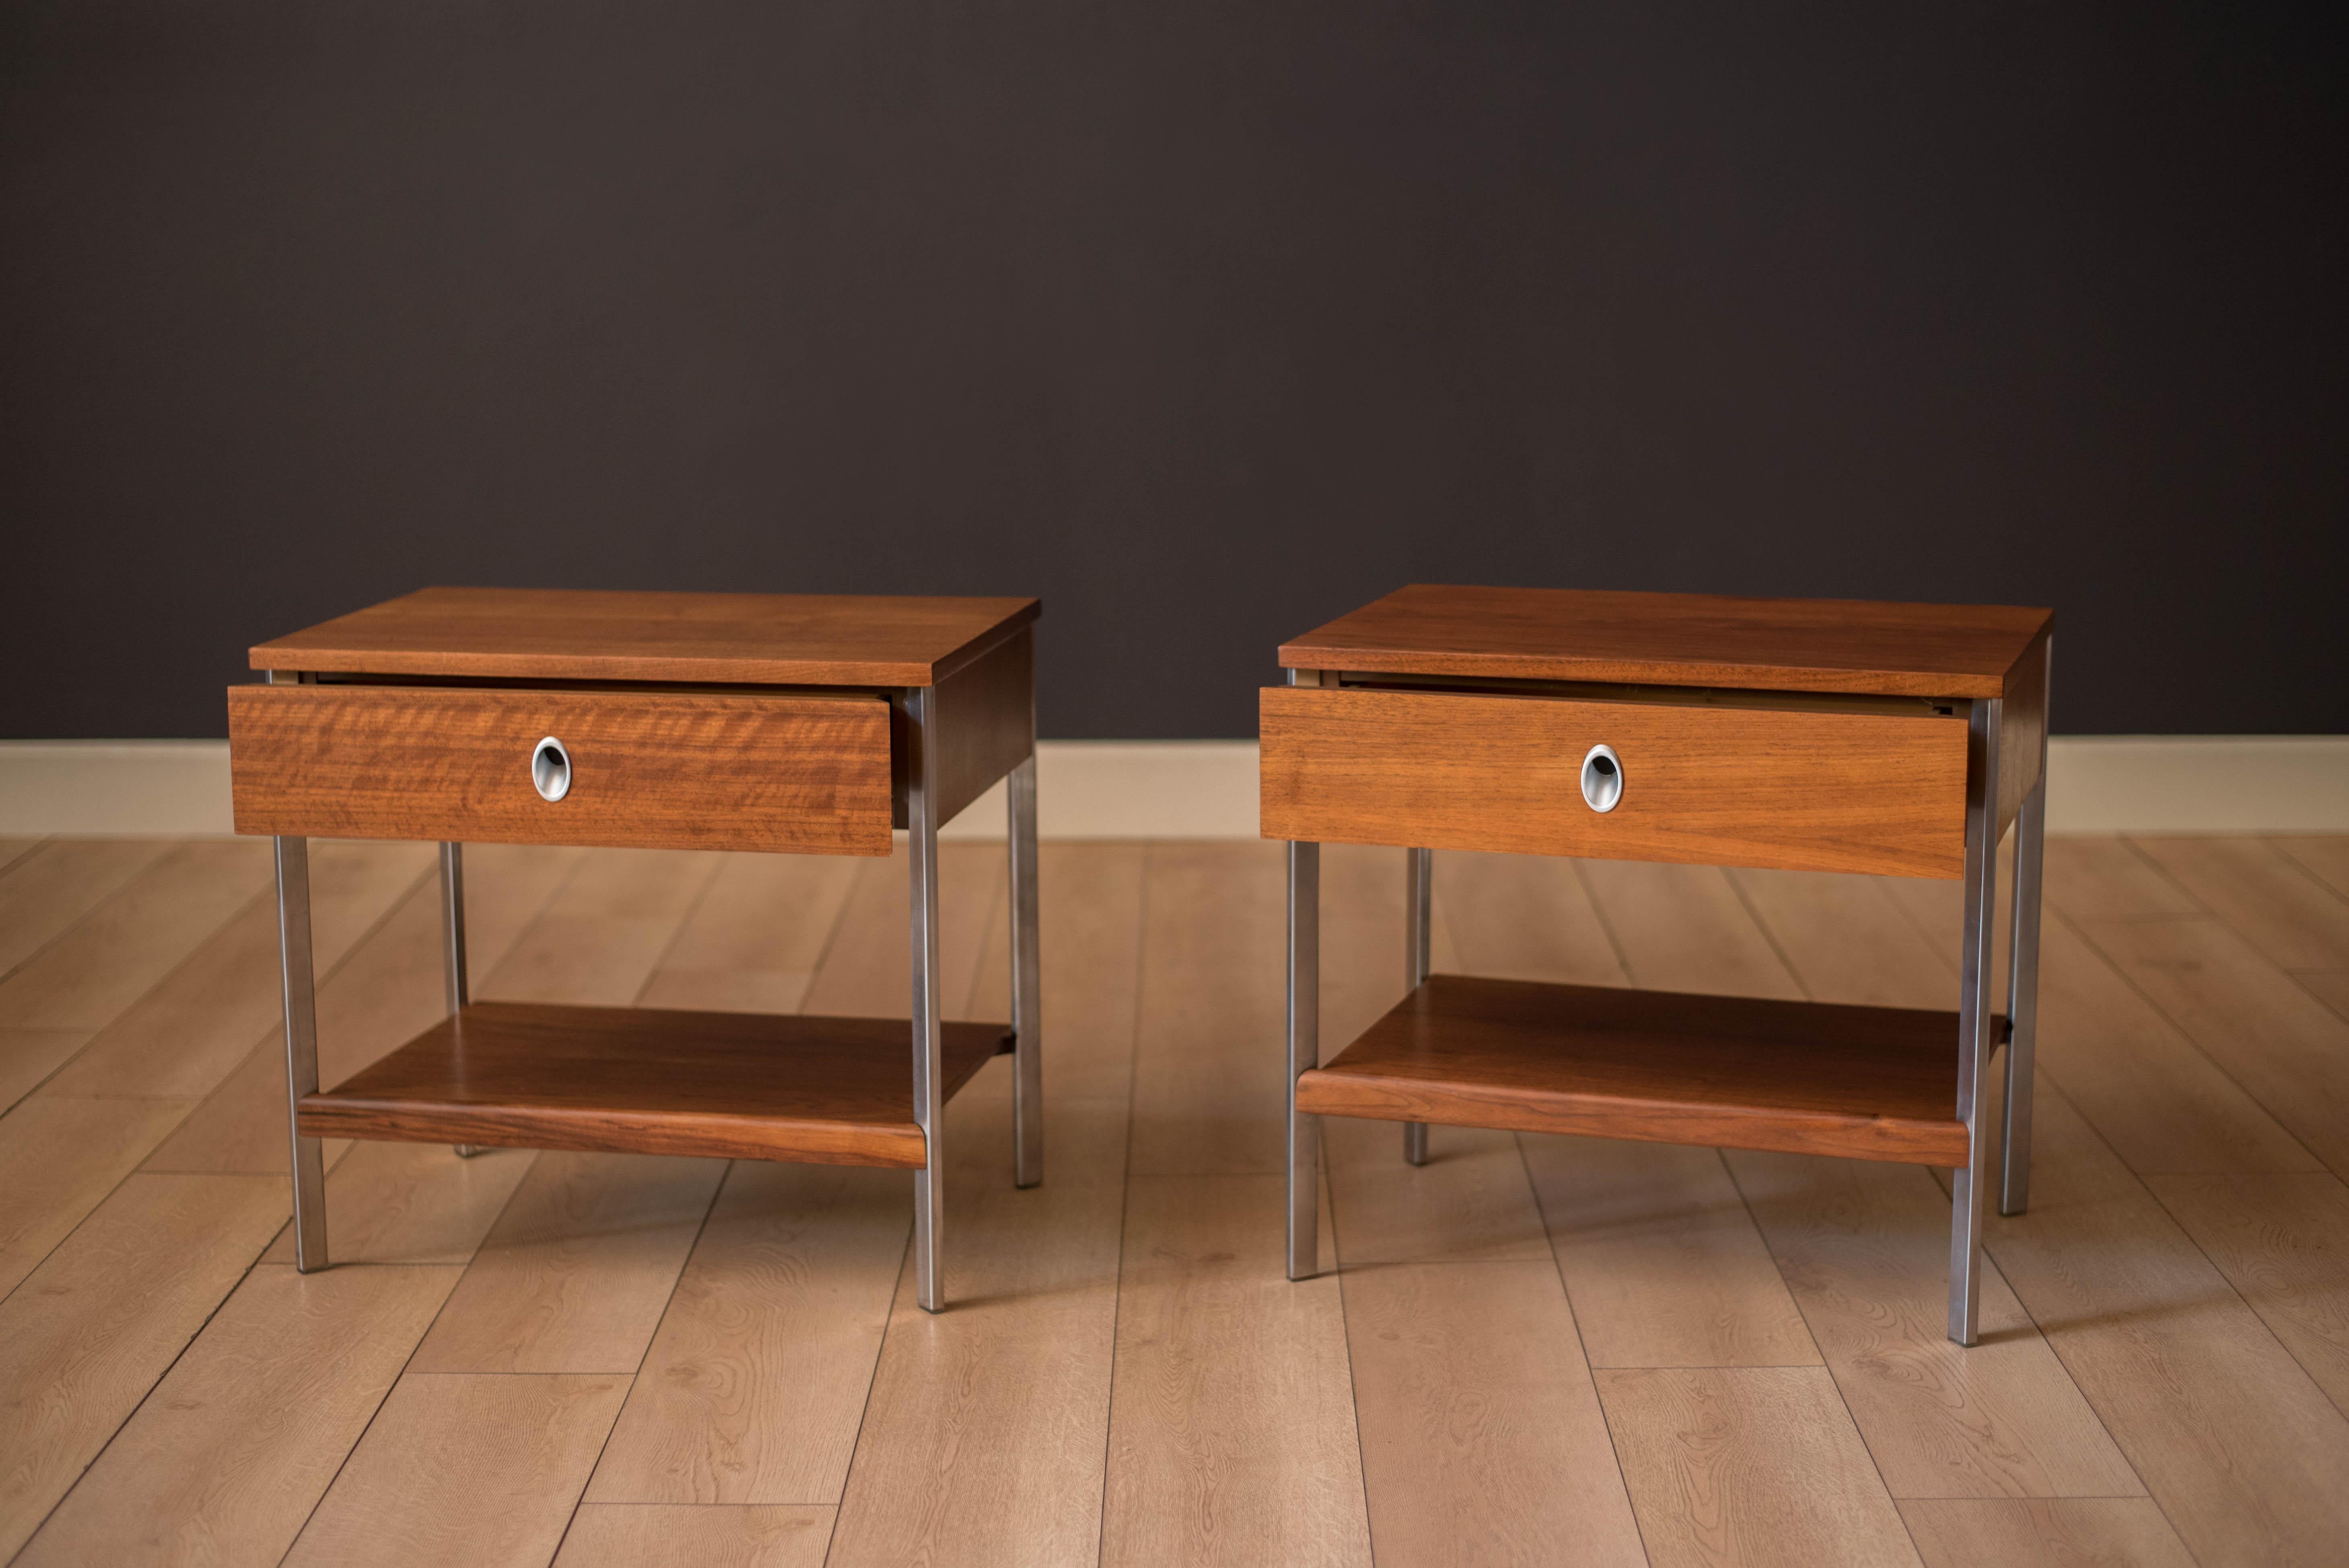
[531,736,572,803]
[1580,744,1622,813]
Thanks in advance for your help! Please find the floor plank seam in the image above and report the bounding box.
[550,1152,727,1563]
[1509,1129,1655,1568]
[816,1224,911,1568]
[270,1134,558,1568]
[15,1181,280,1566]
[626,855,729,1013]
[0,840,105,991]
[2274,840,2349,905]
[2114,837,2219,918]
[1725,870,1816,1003]
[1561,859,1637,985]
[1977,1073,2288,1556]
[1729,875,2152,1560]
[10,877,277,1109]
[1326,1157,1381,1568]
[2049,906,2330,1176]
[2131,1171,2349,1432]
[1089,843,1153,1568]
[797,856,877,1568]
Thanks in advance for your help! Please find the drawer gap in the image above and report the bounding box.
[1330,671,1968,720]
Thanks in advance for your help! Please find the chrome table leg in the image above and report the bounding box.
[907,686,947,1313]
[2002,639,2051,1216]
[1950,697,2003,1346]
[1287,838,1321,1280]
[1009,751,1042,1189]
[441,842,486,1159]
[1402,845,1431,1166]
[276,834,327,1271]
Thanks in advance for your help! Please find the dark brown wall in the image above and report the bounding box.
[3,1,2342,739]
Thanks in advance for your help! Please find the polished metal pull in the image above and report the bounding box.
[531,736,571,802]
[1580,744,1622,813]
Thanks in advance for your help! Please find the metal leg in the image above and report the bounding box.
[1950,698,2003,1346]
[1287,839,1321,1280]
[907,687,947,1313]
[2001,640,2052,1214]
[1402,845,1432,1166]
[1009,751,1042,1188]
[440,842,486,1159]
[276,835,328,1271]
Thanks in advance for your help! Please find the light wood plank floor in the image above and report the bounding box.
[3,834,2347,1567]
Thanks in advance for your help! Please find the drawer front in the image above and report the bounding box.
[230,684,893,855]
[1260,685,1970,878]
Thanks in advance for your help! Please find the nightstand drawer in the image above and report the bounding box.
[229,683,893,854]
[1259,685,1970,878]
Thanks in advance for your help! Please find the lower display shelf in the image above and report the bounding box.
[1296,974,1985,1165]
[299,1000,1013,1167]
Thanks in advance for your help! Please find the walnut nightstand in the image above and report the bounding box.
[228,586,1042,1313]
[1260,584,2051,1346]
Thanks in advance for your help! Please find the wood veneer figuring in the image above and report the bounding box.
[1295,974,1976,1165]
[300,1001,1011,1167]
[1280,583,2052,698]
[251,585,1040,687]
[1260,683,1970,879]
[229,683,894,855]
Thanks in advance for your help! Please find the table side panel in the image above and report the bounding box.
[930,625,1036,826]
[229,683,894,855]
[1260,685,1970,878]
[1997,631,2050,837]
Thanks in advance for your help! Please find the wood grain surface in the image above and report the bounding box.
[41,839,431,1100]
[1597,1365,1925,1567]
[230,682,895,854]
[407,1151,727,1375]
[827,1097,1129,1567]
[555,1505,833,1568]
[1280,583,2052,697]
[0,838,171,978]
[1101,1173,1369,1568]
[15,1263,461,1568]
[0,1173,289,1562]
[250,584,1040,686]
[1296,973,1975,1165]
[2144,1171,2349,1411]
[142,843,585,1177]
[1342,1261,1648,1567]
[585,1160,909,1502]
[300,1000,1011,1167]
[0,838,272,1030]
[283,1373,628,1568]
[1261,684,1970,878]
[1974,1086,2349,1567]
[0,1097,196,1298]
[1898,1498,2197,1568]
[13,832,2349,1568]
[1524,1134,1820,1369]
[2131,835,2349,971]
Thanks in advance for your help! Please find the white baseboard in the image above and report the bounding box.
[1,736,2343,840]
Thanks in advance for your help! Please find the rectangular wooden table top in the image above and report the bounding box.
[1280,584,2051,699]
[251,586,1041,687]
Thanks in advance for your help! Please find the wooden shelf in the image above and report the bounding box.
[1295,974,1981,1165]
[300,1001,1011,1168]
